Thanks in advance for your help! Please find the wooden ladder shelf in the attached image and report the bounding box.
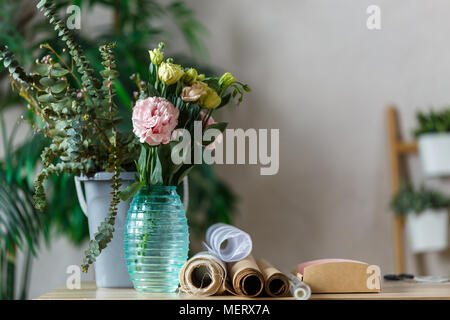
[386,106,418,274]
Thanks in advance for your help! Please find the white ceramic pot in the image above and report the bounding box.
[75,172,136,288]
[418,133,450,177]
[406,209,448,253]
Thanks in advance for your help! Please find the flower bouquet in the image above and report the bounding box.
[121,43,250,292]
[123,42,249,196]
[0,0,249,292]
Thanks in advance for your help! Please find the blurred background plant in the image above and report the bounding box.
[413,108,450,137]
[390,182,450,215]
[0,0,237,299]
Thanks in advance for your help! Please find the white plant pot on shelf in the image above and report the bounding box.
[75,172,136,288]
[418,133,450,177]
[406,209,448,253]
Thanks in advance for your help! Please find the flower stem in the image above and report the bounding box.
[203,109,213,129]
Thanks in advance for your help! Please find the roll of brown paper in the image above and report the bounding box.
[179,252,227,296]
[256,259,290,297]
[226,254,264,297]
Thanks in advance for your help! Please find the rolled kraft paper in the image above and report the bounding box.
[179,252,227,296]
[227,254,264,297]
[256,259,290,297]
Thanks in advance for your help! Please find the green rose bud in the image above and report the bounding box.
[149,48,164,65]
[158,62,185,85]
[197,73,206,81]
[219,72,236,88]
[183,68,198,85]
[199,87,221,109]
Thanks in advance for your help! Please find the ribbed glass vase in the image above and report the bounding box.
[124,185,189,293]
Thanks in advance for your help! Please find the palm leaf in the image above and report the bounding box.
[0,166,42,255]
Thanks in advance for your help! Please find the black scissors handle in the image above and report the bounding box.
[384,274,414,280]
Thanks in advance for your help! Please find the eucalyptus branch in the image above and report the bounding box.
[81,148,122,272]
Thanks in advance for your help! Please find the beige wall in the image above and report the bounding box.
[184,0,450,275]
[5,0,450,298]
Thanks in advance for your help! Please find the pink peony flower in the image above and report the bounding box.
[132,97,179,146]
[201,112,223,150]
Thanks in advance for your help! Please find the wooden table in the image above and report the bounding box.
[36,281,450,300]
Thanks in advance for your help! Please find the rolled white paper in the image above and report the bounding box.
[287,273,311,300]
[203,223,252,262]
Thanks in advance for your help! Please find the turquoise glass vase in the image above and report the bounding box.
[124,185,189,293]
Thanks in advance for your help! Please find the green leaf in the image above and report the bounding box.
[37,93,57,103]
[36,0,47,9]
[118,181,144,201]
[205,122,228,134]
[100,70,119,79]
[113,81,132,110]
[3,58,12,68]
[39,77,56,87]
[216,93,231,109]
[51,80,67,93]
[137,145,147,179]
[147,84,159,97]
[50,67,69,77]
[173,164,194,186]
[158,142,183,185]
[150,152,163,185]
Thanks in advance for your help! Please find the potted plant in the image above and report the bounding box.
[391,184,449,253]
[0,0,239,293]
[414,108,450,177]
[0,0,249,292]
[0,2,142,287]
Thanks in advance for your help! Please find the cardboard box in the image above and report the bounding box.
[296,259,381,293]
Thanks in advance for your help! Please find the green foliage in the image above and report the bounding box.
[183,165,238,240]
[0,0,239,279]
[0,0,139,272]
[0,167,37,300]
[0,159,41,256]
[390,183,450,215]
[413,108,450,137]
[82,161,121,272]
[0,0,226,243]
[166,1,208,57]
[0,114,40,299]
[0,115,89,299]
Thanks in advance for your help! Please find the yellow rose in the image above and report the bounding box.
[219,72,236,88]
[158,62,184,85]
[181,81,207,102]
[149,48,164,65]
[199,87,221,109]
[183,68,198,85]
